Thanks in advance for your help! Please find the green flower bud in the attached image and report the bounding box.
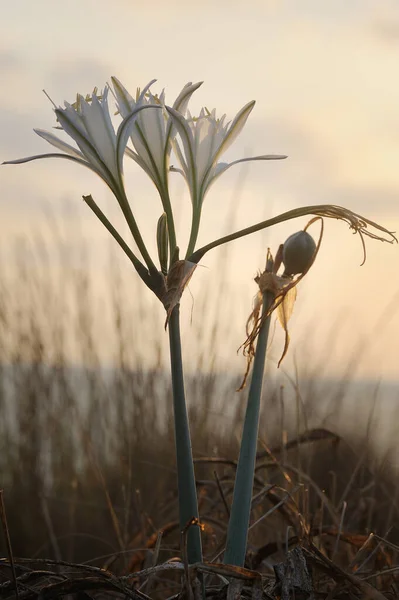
[282,230,316,277]
[157,213,169,275]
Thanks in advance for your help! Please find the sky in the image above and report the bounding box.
[1,0,399,387]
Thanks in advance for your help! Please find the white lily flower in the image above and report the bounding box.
[111,78,202,196]
[167,102,287,210]
[3,86,161,199]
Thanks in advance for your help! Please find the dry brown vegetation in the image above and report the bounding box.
[0,228,399,599]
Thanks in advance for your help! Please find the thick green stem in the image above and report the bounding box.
[160,187,177,265]
[83,195,153,289]
[168,305,203,564]
[118,189,158,274]
[223,292,273,567]
[185,208,201,259]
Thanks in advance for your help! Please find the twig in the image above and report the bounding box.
[213,470,230,519]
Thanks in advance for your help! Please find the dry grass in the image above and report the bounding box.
[0,227,398,599]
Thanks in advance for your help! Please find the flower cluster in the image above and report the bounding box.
[4,78,286,270]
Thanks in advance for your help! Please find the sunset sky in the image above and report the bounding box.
[1,0,399,385]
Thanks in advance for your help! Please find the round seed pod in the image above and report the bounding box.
[282,230,316,277]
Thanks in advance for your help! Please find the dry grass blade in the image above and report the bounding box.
[248,484,302,533]
[0,491,20,600]
[306,205,397,264]
[304,543,390,600]
[258,427,341,459]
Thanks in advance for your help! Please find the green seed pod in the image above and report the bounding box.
[157,212,169,275]
[282,230,316,277]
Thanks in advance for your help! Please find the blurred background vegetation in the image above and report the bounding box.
[0,210,398,585]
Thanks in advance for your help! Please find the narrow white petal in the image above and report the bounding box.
[111,77,135,117]
[34,129,84,160]
[138,95,166,175]
[172,136,188,176]
[164,82,203,171]
[213,101,255,162]
[169,165,185,177]
[3,152,103,180]
[56,108,106,176]
[126,145,161,186]
[195,116,219,182]
[172,81,203,114]
[165,107,196,173]
[130,123,155,171]
[138,79,157,102]
[203,154,288,197]
[116,104,163,181]
[165,107,197,201]
[228,154,288,165]
[80,89,119,180]
[62,100,88,137]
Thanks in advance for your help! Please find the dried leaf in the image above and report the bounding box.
[277,285,297,367]
[162,260,197,327]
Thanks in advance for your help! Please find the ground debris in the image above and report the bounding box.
[273,547,314,600]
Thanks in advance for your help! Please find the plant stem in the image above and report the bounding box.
[83,195,153,288]
[160,187,177,265]
[168,305,203,564]
[185,207,201,259]
[223,290,273,567]
[118,189,158,274]
[187,204,396,264]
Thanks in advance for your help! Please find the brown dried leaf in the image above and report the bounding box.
[162,260,197,328]
[277,285,297,367]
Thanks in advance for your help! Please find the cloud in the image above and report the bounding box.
[45,58,112,100]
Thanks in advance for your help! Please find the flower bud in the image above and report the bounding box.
[282,230,316,277]
[157,213,169,275]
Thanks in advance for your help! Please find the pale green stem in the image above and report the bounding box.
[185,207,201,259]
[223,289,273,567]
[117,189,158,274]
[168,305,203,564]
[160,185,177,264]
[83,194,156,290]
[187,204,383,264]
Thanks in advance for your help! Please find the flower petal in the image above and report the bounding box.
[169,165,185,177]
[79,89,118,180]
[3,152,104,179]
[203,154,288,196]
[111,76,135,117]
[166,106,198,205]
[213,100,255,163]
[195,114,220,182]
[125,145,161,186]
[136,94,166,176]
[137,79,157,103]
[56,107,108,179]
[163,81,202,178]
[116,104,163,180]
[34,129,84,160]
[172,81,203,114]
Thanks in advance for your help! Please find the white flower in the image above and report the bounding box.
[3,86,161,199]
[167,102,287,210]
[111,78,202,196]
